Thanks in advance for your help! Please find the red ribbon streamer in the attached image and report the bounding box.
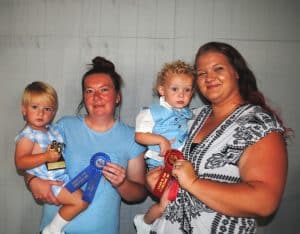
[152,149,183,200]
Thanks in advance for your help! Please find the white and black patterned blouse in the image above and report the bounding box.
[151,104,284,234]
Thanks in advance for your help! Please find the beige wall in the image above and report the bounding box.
[0,0,299,233]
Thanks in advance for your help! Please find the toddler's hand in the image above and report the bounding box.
[45,145,61,162]
[159,137,173,157]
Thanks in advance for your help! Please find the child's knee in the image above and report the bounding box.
[77,198,89,211]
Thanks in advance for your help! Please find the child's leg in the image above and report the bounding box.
[134,201,167,234]
[133,213,152,234]
[42,213,68,234]
[146,180,171,220]
[134,183,170,233]
[56,188,88,220]
[144,202,165,224]
[42,188,88,234]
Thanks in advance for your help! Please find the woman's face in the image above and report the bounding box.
[83,73,120,118]
[196,51,240,105]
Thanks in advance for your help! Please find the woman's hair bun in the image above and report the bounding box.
[92,56,115,71]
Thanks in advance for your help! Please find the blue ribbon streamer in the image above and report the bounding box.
[65,152,111,203]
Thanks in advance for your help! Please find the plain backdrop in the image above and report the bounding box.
[0,0,299,233]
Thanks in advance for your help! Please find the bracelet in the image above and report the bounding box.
[26,175,37,188]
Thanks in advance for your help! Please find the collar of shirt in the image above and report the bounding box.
[159,96,172,109]
[159,96,192,119]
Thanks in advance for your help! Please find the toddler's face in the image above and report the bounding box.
[22,95,56,131]
[158,74,193,109]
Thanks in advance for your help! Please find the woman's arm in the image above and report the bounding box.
[103,153,148,202]
[173,131,288,217]
[24,172,62,205]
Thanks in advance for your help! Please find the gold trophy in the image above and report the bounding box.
[46,140,66,171]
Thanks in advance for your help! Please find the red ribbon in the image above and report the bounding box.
[152,149,184,200]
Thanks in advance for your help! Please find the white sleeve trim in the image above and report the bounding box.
[135,108,154,133]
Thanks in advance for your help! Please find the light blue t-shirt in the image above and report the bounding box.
[40,115,145,234]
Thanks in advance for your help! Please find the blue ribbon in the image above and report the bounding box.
[65,152,111,203]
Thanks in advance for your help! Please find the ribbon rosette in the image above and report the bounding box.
[65,152,111,203]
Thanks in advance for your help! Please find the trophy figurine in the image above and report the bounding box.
[46,140,66,171]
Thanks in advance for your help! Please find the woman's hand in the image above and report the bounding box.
[172,159,198,191]
[103,162,126,187]
[29,177,62,205]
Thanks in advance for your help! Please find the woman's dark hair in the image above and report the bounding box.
[76,56,123,114]
[195,41,291,137]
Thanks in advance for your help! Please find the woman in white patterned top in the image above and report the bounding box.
[147,42,291,234]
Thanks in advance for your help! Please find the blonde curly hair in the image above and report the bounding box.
[154,60,195,96]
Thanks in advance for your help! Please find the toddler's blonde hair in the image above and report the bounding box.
[155,60,195,96]
[22,81,58,111]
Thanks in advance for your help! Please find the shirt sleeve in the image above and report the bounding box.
[135,108,154,133]
[15,126,35,143]
[239,107,285,147]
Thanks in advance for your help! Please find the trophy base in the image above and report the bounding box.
[46,161,66,171]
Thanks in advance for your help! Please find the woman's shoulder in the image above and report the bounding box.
[240,105,282,127]
[236,104,284,138]
[116,120,135,133]
[56,115,83,124]
[53,116,84,134]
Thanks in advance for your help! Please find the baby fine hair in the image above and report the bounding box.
[22,81,58,110]
[154,60,195,96]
